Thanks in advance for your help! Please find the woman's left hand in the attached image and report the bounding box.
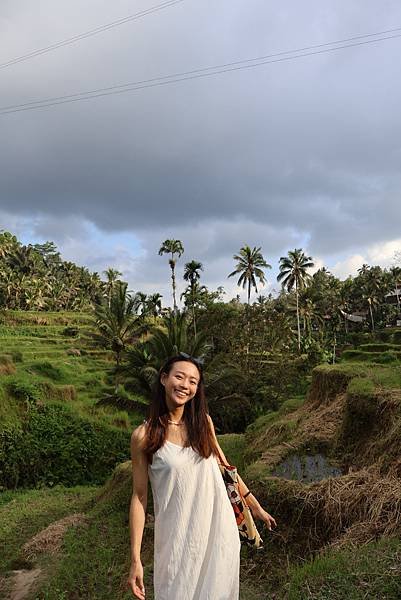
[249,504,277,531]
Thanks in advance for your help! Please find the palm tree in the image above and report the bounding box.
[146,293,163,317]
[103,267,123,307]
[124,310,211,395]
[183,260,204,336]
[390,266,401,311]
[134,292,148,316]
[91,281,141,371]
[357,265,383,332]
[277,249,315,351]
[158,239,184,311]
[228,245,271,304]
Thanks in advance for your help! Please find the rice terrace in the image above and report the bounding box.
[0,231,400,599]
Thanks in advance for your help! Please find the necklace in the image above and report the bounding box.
[167,419,184,426]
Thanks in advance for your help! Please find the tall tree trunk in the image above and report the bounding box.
[246,284,250,361]
[396,279,400,310]
[369,300,375,331]
[170,259,177,311]
[296,281,301,351]
[192,284,197,337]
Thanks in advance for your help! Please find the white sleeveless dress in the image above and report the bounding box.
[148,440,241,600]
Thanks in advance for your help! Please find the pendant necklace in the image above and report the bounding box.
[168,419,184,426]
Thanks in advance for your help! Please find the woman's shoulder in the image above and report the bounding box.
[131,420,149,448]
[206,413,215,431]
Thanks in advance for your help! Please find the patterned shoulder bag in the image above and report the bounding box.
[217,452,263,549]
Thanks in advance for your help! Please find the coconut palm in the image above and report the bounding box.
[91,281,141,370]
[183,260,204,336]
[158,239,184,311]
[228,245,271,304]
[124,310,211,395]
[103,267,123,307]
[357,265,384,331]
[135,292,149,316]
[277,249,315,351]
[146,293,163,317]
[390,266,401,311]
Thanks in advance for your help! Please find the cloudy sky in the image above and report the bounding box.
[1,0,401,305]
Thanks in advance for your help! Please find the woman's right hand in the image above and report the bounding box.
[127,560,145,599]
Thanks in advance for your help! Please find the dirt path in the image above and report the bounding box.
[7,568,43,600]
[2,512,88,600]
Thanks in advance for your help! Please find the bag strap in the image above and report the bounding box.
[215,444,235,469]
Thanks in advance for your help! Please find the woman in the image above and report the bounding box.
[128,354,276,599]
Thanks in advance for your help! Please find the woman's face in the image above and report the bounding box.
[161,361,200,408]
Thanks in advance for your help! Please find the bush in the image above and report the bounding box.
[63,326,79,337]
[7,376,40,404]
[10,350,23,363]
[0,402,131,489]
[392,330,401,343]
[375,351,400,364]
[30,361,68,382]
[208,394,258,433]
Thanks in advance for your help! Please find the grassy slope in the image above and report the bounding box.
[0,310,144,433]
[1,318,400,599]
[0,436,253,600]
[1,430,398,600]
[286,536,401,600]
[241,345,401,599]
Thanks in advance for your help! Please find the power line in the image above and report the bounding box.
[1,28,401,116]
[0,0,185,70]
[3,26,401,111]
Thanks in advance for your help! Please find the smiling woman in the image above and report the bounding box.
[127,354,276,600]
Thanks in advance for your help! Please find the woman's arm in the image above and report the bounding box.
[207,415,277,531]
[127,424,149,599]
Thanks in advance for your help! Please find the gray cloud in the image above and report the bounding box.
[1,0,401,297]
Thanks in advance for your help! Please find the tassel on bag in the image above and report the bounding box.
[217,456,263,549]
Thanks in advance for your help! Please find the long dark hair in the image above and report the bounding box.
[143,355,220,462]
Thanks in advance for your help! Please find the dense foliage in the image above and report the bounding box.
[0,402,130,489]
[1,230,401,434]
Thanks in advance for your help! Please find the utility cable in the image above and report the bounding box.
[1,28,400,116]
[0,0,185,70]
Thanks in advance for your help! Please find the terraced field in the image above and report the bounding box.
[0,310,143,431]
[1,317,400,599]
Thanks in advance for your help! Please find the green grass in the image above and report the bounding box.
[341,349,401,364]
[245,411,281,436]
[218,433,246,471]
[0,462,280,600]
[278,396,305,415]
[287,536,401,600]
[316,362,401,391]
[0,485,98,573]
[0,386,23,426]
[359,343,401,352]
[0,435,399,599]
[347,377,376,397]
